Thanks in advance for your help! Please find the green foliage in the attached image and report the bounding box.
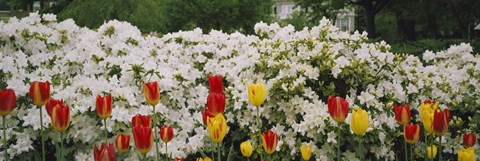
[391,39,480,56]
[58,0,167,33]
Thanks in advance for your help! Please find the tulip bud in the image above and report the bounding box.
[403,123,420,144]
[433,109,450,136]
[327,96,349,123]
[300,143,312,161]
[261,130,278,155]
[196,157,212,161]
[206,92,225,116]
[202,109,214,126]
[463,132,476,148]
[208,75,223,93]
[96,93,112,119]
[51,104,70,132]
[350,108,369,136]
[29,81,50,107]
[207,114,227,143]
[132,114,151,128]
[394,104,411,125]
[240,141,253,157]
[427,145,437,159]
[174,157,185,161]
[115,134,130,153]
[247,83,267,107]
[133,126,153,154]
[94,143,116,161]
[45,99,63,117]
[0,89,16,116]
[160,125,174,143]
[143,82,160,106]
[458,147,475,161]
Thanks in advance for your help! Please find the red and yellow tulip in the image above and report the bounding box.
[160,125,174,143]
[202,109,214,126]
[207,114,227,143]
[45,99,63,117]
[29,81,50,107]
[133,126,153,154]
[96,93,112,119]
[143,82,160,106]
[208,75,223,93]
[51,104,70,132]
[132,114,151,128]
[419,100,438,134]
[115,134,130,153]
[247,82,267,107]
[0,89,16,116]
[394,104,410,125]
[261,130,278,155]
[174,157,185,161]
[463,132,476,148]
[403,123,420,144]
[206,92,225,116]
[327,96,349,123]
[433,109,450,136]
[94,142,116,161]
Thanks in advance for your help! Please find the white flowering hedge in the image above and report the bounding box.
[0,13,479,160]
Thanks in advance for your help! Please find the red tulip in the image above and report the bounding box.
[206,92,225,115]
[202,109,214,125]
[45,99,63,117]
[160,125,174,143]
[463,132,476,148]
[404,123,421,144]
[29,81,50,106]
[94,142,116,161]
[327,96,349,123]
[261,130,278,155]
[0,89,16,116]
[433,109,450,136]
[132,114,151,128]
[143,82,160,106]
[394,104,411,125]
[133,126,153,154]
[208,75,223,93]
[51,103,70,132]
[96,93,112,119]
[174,157,185,161]
[116,134,130,153]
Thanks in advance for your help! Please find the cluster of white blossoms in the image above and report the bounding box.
[0,13,479,160]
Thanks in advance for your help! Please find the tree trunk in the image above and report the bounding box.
[395,11,406,41]
[365,9,377,38]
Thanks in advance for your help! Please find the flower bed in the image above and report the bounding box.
[0,13,479,160]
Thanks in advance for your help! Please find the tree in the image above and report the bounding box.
[294,0,347,25]
[58,0,167,33]
[348,0,389,38]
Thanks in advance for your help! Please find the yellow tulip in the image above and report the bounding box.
[419,100,438,134]
[300,143,312,161]
[240,141,253,157]
[196,157,212,161]
[427,145,437,159]
[350,108,369,136]
[458,147,475,161]
[247,83,267,106]
[207,113,227,143]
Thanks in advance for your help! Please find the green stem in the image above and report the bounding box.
[144,153,147,161]
[337,124,341,161]
[438,136,442,161]
[424,132,428,161]
[256,106,263,160]
[152,105,160,161]
[60,132,64,161]
[217,142,221,161]
[165,142,168,161]
[3,116,8,161]
[39,106,46,161]
[103,119,108,141]
[404,140,407,161]
[410,144,414,161]
[358,138,363,160]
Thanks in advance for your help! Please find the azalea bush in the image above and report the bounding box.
[0,13,479,160]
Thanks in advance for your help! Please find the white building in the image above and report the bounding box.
[273,0,356,32]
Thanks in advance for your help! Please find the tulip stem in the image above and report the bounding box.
[404,140,407,161]
[337,124,341,161]
[165,142,168,161]
[217,142,221,161]
[104,119,108,141]
[39,106,46,161]
[3,116,8,161]
[438,136,442,161]
[256,106,263,160]
[152,105,160,161]
[410,144,414,161]
[60,132,64,161]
